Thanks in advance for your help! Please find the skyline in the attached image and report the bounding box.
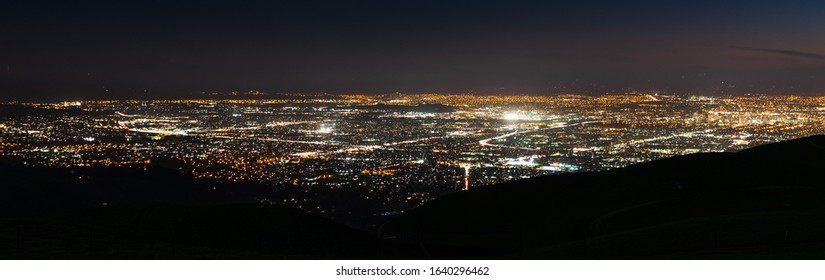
[2,0,825,100]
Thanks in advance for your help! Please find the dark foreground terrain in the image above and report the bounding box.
[0,163,380,259]
[383,135,825,259]
[2,135,825,259]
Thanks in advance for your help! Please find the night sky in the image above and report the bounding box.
[2,0,825,100]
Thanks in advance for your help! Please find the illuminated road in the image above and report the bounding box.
[290,135,450,157]
[609,129,714,151]
[478,121,600,150]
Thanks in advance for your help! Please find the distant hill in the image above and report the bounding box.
[350,103,456,113]
[381,135,825,259]
[0,104,111,117]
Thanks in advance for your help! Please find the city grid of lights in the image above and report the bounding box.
[2,93,824,224]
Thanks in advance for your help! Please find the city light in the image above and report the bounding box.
[1,93,823,221]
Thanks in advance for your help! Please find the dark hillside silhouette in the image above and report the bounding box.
[3,136,825,259]
[381,135,825,259]
[0,163,378,259]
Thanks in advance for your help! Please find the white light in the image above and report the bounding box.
[318,125,333,134]
[505,157,537,166]
[503,112,522,120]
[503,111,532,120]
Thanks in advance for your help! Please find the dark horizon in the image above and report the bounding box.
[2,0,825,101]
[4,90,825,104]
